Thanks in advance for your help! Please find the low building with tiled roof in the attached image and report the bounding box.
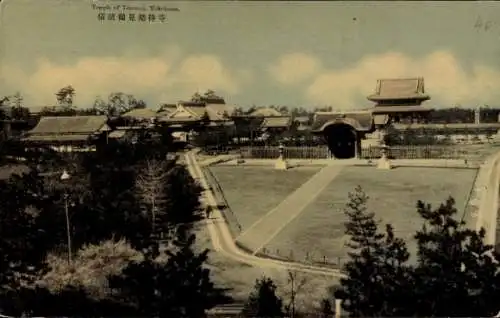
[158,100,236,128]
[22,115,110,152]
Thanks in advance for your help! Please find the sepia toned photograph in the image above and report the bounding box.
[1,0,500,317]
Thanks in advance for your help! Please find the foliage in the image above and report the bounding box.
[283,270,308,317]
[55,85,76,110]
[108,232,230,317]
[336,187,500,317]
[0,122,227,317]
[0,170,62,293]
[0,285,133,317]
[40,239,141,298]
[242,276,285,318]
[93,92,147,116]
[409,198,500,317]
[319,298,334,318]
[334,186,412,317]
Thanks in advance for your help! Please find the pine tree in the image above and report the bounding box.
[334,186,412,317]
[242,277,285,317]
[411,197,500,316]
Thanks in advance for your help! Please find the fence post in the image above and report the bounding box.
[323,255,327,264]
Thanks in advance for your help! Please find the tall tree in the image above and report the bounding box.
[334,186,412,317]
[55,85,76,111]
[242,277,285,318]
[284,270,308,317]
[92,96,110,116]
[92,93,147,117]
[191,92,203,102]
[135,159,168,241]
[410,198,500,317]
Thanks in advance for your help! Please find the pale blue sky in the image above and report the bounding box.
[1,0,500,110]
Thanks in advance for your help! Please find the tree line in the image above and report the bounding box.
[3,87,500,123]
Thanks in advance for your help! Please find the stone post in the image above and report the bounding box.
[377,129,392,170]
[274,142,289,170]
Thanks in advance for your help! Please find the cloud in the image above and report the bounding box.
[274,51,500,110]
[2,47,253,108]
[268,53,321,85]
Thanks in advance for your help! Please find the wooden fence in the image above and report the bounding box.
[240,146,332,159]
[360,145,466,160]
[239,145,470,160]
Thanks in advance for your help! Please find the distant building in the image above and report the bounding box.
[22,115,110,152]
[311,78,433,159]
[158,100,236,128]
[248,107,282,117]
[369,77,432,125]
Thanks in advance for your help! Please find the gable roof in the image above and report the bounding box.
[261,116,292,128]
[28,116,109,135]
[205,103,237,121]
[182,105,207,118]
[311,111,374,132]
[249,107,282,117]
[367,78,430,102]
[157,100,237,124]
[121,108,157,119]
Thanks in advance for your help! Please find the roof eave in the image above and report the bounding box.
[371,108,433,114]
[367,95,431,102]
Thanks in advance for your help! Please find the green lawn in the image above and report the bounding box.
[263,166,478,265]
[207,166,323,232]
[193,221,340,311]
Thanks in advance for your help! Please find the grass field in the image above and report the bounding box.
[193,221,339,312]
[262,166,478,265]
[207,166,323,232]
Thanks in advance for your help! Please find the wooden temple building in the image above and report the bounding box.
[369,77,432,126]
[22,116,110,152]
[311,78,434,158]
[156,98,237,144]
[246,107,292,138]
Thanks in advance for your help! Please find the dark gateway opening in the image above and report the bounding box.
[324,123,357,159]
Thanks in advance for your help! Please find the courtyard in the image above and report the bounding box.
[206,165,323,231]
[209,164,479,266]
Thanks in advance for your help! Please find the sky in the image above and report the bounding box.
[2,0,500,110]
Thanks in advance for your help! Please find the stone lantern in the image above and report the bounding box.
[377,143,392,170]
[274,142,289,170]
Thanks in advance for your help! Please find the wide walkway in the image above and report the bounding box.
[235,164,344,254]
